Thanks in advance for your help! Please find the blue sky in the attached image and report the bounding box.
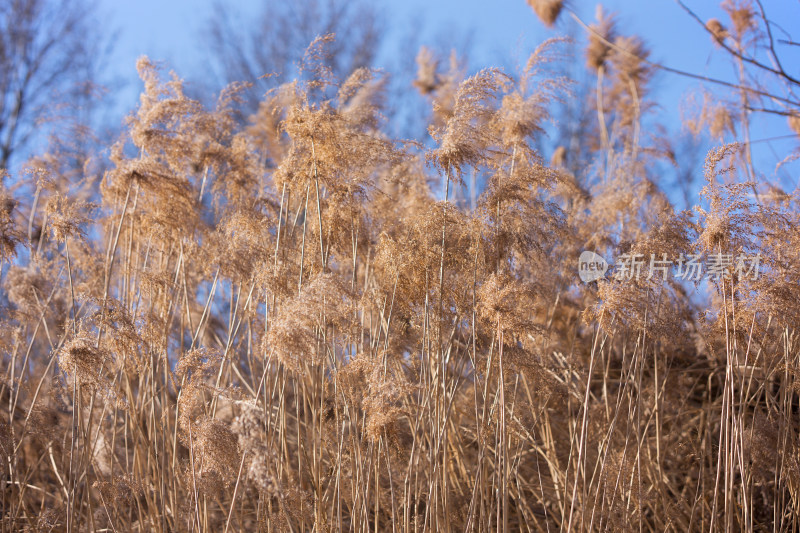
[97,0,800,193]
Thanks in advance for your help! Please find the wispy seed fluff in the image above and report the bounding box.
[194,417,241,485]
[586,6,616,71]
[0,188,22,263]
[706,18,728,44]
[57,336,117,404]
[428,68,509,184]
[526,0,564,28]
[790,113,800,137]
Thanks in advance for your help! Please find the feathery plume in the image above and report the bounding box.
[526,0,564,28]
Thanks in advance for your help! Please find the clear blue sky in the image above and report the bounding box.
[97,0,800,192]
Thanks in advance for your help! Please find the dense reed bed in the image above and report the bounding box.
[2,3,800,530]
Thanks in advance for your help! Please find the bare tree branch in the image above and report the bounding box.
[674,0,800,86]
[565,8,800,108]
[0,0,104,172]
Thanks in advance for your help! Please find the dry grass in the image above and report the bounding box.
[2,4,800,531]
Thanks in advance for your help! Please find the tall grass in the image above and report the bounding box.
[2,6,800,531]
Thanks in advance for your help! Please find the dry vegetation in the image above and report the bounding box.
[2,1,800,531]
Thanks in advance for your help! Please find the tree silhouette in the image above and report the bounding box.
[0,0,105,173]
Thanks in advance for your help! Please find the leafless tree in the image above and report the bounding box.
[0,0,104,173]
[206,0,382,115]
